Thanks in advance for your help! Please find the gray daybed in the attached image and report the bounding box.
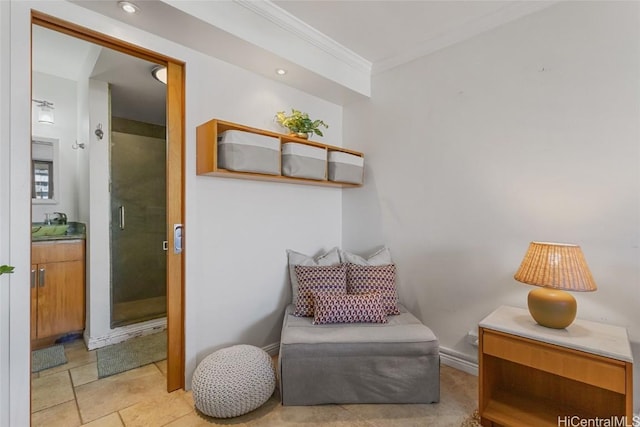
[278,303,440,405]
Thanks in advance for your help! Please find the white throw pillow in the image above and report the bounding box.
[339,246,392,266]
[286,247,341,305]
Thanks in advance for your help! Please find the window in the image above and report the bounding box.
[32,159,54,199]
[31,138,59,204]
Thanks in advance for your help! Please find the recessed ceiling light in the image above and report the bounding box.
[151,65,167,84]
[275,68,287,76]
[118,1,139,14]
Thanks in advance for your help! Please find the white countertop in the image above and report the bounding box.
[479,305,633,363]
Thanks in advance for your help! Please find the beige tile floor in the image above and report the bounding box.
[32,339,478,427]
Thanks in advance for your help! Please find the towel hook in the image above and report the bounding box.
[95,123,104,140]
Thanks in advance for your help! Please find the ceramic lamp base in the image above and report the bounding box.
[527,287,577,329]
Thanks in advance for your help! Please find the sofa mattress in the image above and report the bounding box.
[279,304,440,405]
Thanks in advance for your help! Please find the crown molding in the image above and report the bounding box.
[373,1,557,74]
[234,0,371,75]
[161,0,370,97]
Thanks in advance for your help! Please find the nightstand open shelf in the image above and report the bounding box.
[479,306,633,427]
[482,389,586,427]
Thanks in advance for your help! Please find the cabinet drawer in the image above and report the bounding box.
[482,329,627,393]
[32,240,85,264]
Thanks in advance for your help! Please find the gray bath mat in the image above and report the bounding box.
[32,345,67,373]
[97,331,166,379]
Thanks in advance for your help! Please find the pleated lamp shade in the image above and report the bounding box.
[514,242,597,329]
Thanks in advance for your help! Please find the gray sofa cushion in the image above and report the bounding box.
[279,304,440,405]
[282,304,437,349]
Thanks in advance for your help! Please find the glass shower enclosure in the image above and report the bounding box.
[110,119,167,328]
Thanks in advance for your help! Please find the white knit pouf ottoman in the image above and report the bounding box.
[192,344,276,418]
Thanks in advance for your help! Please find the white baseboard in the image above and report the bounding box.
[262,342,279,356]
[85,317,167,350]
[440,346,478,376]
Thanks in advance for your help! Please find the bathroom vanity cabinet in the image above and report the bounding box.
[31,240,85,347]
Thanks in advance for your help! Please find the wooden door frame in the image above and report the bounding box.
[31,11,185,392]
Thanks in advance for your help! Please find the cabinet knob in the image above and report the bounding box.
[31,269,36,288]
[38,268,45,287]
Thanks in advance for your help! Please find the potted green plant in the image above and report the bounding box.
[275,109,328,139]
[0,265,14,275]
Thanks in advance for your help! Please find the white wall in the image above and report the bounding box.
[76,44,101,225]
[0,1,10,424]
[3,1,344,423]
[187,57,343,380]
[5,2,32,425]
[343,0,639,410]
[31,72,80,222]
[85,79,111,343]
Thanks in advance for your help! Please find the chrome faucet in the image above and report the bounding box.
[52,212,67,225]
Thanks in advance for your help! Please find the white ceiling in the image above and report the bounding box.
[36,0,555,117]
[273,1,535,70]
[32,25,166,126]
[91,49,167,125]
[32,25,96,82]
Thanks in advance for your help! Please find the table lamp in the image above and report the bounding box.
[514,242,597,329]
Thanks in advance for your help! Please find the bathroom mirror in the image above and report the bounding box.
[31,137,59,204]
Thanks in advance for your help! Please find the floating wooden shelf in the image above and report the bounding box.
[196,119,363,188]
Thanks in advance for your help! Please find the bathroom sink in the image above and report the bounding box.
[31,224,70,236]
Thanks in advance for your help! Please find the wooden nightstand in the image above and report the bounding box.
[478,305,633,427]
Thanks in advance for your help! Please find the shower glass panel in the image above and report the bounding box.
[110,119,167,328]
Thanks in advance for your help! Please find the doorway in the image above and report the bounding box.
[30,10,185,396]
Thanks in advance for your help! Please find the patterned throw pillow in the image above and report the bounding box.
[287,247,341,306]
[293,264,347,317]
[313,291,387,325]
[346,263,400,315]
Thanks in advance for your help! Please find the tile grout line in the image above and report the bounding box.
[68,368,85,426]
[116,410,127,427]
[67,340,97,425]
[83,364,170,426]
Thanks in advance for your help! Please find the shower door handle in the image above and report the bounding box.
[119,205,125,230]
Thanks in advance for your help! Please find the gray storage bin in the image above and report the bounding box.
[282,143,327,180]
[328,151,364,184]
[217,130,280,175]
